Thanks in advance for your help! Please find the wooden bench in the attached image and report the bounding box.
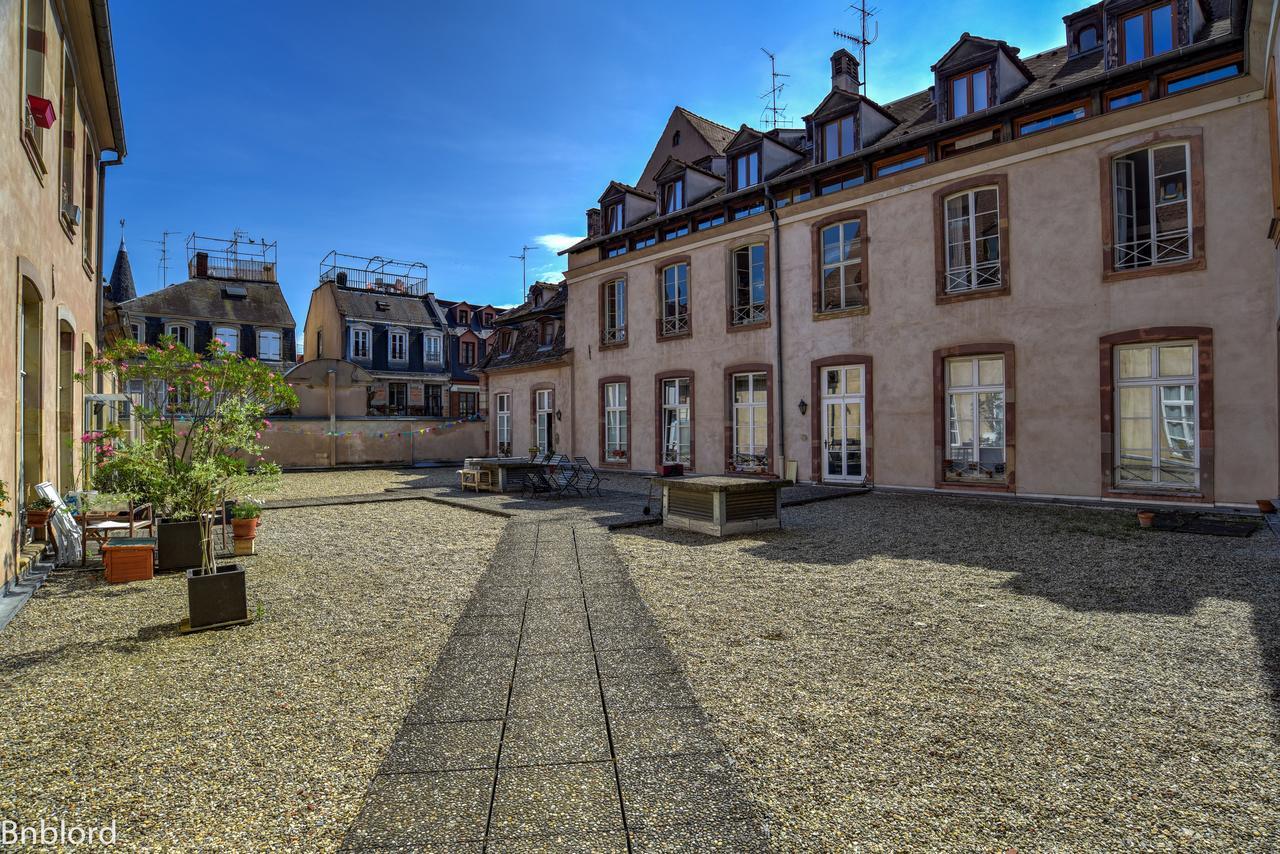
[457,468,492,493]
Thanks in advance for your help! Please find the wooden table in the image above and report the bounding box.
[464,457,549,493]
[650,475,792,536]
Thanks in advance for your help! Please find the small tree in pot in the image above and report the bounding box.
[86,336,296,630]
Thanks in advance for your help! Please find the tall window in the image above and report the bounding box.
[130,322,144,343]
[820,219,865,310]
[457,392,478,418]
[426,384,443,416]
[661,378,691,466]
[1113,143,1191,270]
[424,333,442,364]
[59,53,76,217]
[944,187,1002,293]
[388,382,408,416]
[495,393,511,456]
[602,279,626,344]
[731,244,766,326]
[214,325,239,353]
[944,356,1006,482]
[165,323,192,348]
[1122,3,1174,65]
[461,341,476,365]
[23,0,47,157]
[316,330,324,358]
[605,202,623,233]
[82,137,96,266]
[731,373,768,472]
[539,321,556,348]
[389,329,408,362]
[258,329,282,362]
[1114,342,1198,487]
[734,150,760,189]
[821,115,856,162]
[950,67,990,118]
[535,388,554,455]
[457,308,470,326]
[662,179,684,214]
[661,263,690,336]
[603,382,628,462]
[350,326,371,360]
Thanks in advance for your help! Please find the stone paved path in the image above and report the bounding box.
[342,518,769,852]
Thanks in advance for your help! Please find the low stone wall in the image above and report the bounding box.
[259,418,486,468]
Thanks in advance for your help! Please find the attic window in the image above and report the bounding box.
[661,178,684,214]
[820,115,856,163]
[950,67,990,119]
[605,202,623,234]
[221,285,248,299]
[672,130,681,146]
[532,290,543,307]
[1075,25,1100,54]
[633,232,657,250]
[732,150,761,191]
[1121,3,1175,65]
[375,300,391,311]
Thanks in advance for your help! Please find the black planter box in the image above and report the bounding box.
[157,519,203,572]
[184,564,249,632]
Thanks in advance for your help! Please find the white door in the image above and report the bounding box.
[494,393,511,456]
[820,365,866,483]
[535,389,554,455]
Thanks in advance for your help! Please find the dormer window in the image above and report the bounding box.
[950,67,990,119]
[532,289,543,307]
[539,320,556,349]
[1121,3,1175,65]
[661,179,684,214]
[457,308,470,326]
[1075,25,1100,53]
[605,202,623,233]
[820,115,856,163]
[500,330,514,354]
[733,150,760,190]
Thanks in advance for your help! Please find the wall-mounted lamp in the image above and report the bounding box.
[797,398,808,416]
[555,409,562,421]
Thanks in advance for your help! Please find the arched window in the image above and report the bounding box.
[1076,25,1100,53]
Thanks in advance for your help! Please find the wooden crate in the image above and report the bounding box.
[103,538,156,584]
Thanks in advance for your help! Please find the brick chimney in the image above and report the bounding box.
[194,251,209,278]
[830,49,860,95]
[586,207,602,239]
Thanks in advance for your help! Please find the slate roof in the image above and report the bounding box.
[677,107,736,153]
[107,238,135,302]
[121,278,295,327]
[474,286,568,374]
[331,285,440,327]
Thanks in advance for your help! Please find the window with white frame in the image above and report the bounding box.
[1113,143,1191,270]
[1114,341,1198,487]
[424,332,442,364]
[258,329,282,362]
[603,382,628,462]
[820,219,865,310]
[389,328,408,362]
[944,187,1002,293]
[661,263,689,336]
[495,393,511,456]
[350,325,371,360]
[164,322,193,348]
[730,244,766,326]
[731,372,768,472]
[214,325,239,353]
[535,388,554,455]
[661,179,684,214]
[944,355,1006,481]
[130,322,144,343]
[602,279,626,344]
[661,378,691,466]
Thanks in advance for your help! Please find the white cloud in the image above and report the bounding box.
[534,233,584,253]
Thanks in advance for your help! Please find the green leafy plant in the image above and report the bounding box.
[232,499,263,520]
[84,336,297,572]
[0,480,11,518]
[26,496,55,512]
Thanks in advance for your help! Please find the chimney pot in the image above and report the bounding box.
[194,251,209,278]
[830,49,861,94]
[586,207,602,239]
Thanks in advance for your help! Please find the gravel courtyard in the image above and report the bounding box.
[614,493,1280,851]
[0,499,501,851]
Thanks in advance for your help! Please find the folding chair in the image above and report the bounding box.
[520,469,555,498]
[573,457,607,497]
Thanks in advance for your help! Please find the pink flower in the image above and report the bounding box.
[261,419,272,427]
[254,431,262,440]
[168,385,176,392]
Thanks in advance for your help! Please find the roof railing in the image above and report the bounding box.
[319,250,428,296]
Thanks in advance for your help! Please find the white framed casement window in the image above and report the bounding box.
[661,378,691,466]
[662,179,684,214]
[257,329,282,362]
[129,322,144,343]
[535,388,554,455]
[730,244,766,326]
[214,325,239,353]
[1113,143,1191,270]
[388,327,408,363]
[944,355,1006,481]
[494,393,511,456]
[424,332,442,365]
[944,186,1001,293]
[164,322,193,349]
[661,263,689,336]
[820,219,865,310]
[602,279,626,344]
[1114,341,1198,488]
[603,382,628,462]
[349,324,371,361]
[731,372,768,472]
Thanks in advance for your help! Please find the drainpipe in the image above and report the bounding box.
[95,151,123,349]
[764,185,786,479]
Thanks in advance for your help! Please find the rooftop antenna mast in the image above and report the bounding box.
[511,245,536,304]
[833,0,879,96]
[145,230,181,287]
[759,48,790,129]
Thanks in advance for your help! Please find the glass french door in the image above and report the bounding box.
[820,365,865,483]
[535,389,554,455]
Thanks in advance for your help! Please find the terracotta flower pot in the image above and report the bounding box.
[1256,499,1276,514]
[25,509,52,528]
[1137,510,1156,528]
[232,517,260,540]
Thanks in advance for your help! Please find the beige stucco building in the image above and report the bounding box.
[1,0,125,584]
[486,0,1280,510]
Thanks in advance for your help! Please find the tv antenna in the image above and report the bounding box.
[759,48,790,129]
[833,0,879,96]
[511,244,536,303]
[145,230,182,287]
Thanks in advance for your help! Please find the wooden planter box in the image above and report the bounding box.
[653,475,791,537]
[103,537,156,584]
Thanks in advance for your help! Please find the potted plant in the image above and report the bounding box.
[1137,509,1156,528]
[231,499,263,556]
[24,496,55,535]
[85,336,295,632]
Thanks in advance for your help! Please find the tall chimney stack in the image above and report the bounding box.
[586,207,602,239]
[830,49,861,94]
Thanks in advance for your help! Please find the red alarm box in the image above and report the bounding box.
[657,463,684,477]
[27,95,56,129]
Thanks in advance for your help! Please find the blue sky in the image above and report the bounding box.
[105,0,1078,324]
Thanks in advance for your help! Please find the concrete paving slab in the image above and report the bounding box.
[381,721,503,773]
[489,763,624,838]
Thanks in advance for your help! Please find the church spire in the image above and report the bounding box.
[107,218,136,302]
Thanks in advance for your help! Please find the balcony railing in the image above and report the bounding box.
[319,251,428,296]
[661,313,690,336]
[731,302,766,326]
[602,326,627,345]
[944,260,1001,294]
[1115,230,1191,270]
